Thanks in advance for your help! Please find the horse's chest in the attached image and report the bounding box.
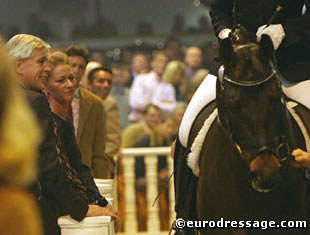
[197,122,250,220]
[196,121,308,223]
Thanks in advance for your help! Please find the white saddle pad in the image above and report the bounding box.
[178,74,217,147]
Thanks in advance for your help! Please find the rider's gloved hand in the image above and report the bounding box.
[218,28,232,40]
[256,24,285,50]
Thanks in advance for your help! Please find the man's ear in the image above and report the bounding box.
[14,59,24,75]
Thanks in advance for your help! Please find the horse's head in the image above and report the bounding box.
[216,26,292,192]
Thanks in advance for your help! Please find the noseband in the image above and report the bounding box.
[217,66,294,163]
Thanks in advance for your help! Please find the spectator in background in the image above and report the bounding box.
[122,104,162,231]
[130,51,151,84]
[129,51,177,122]
[80,61,102,88]
[120,47,134,67]
[87,67,121,170]
[65,45,114,179]
[111,64,131,130]
[162,60,190,102]
[122,104,161,148]
[164,36,184,62]
[184,46,203,80]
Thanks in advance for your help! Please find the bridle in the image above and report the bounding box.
[217,64,295,163]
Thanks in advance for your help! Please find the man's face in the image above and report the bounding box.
[185,47,203,70]
[132,54,149,74]
[17,49,50,90]
[144,106,161,129]
[88,70,112,100]
[151,54,168,77]
[68,56,86,84]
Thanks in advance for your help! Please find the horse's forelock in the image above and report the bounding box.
[228,43,271,82]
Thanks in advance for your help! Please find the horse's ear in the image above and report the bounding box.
[259,34,275,61]
[219,38,235,66]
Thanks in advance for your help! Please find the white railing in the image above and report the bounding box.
[119,146,175,235]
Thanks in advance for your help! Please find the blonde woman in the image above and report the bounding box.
[44,51,119,232]
[162,60,190,102]
[0,38,42,235]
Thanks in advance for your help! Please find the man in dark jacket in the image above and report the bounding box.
[6,34,118,235]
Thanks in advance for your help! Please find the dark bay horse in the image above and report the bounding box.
[173,27,310,235]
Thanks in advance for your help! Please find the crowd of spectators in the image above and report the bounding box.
[0,8,219,233]
[0,29,218,231]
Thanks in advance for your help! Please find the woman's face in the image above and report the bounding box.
[46,64,76,105]
[172,67,184,85]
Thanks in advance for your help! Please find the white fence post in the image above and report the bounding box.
[145,154,160,234]
[122,155,138,233]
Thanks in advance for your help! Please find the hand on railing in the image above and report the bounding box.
[86,204,120,233]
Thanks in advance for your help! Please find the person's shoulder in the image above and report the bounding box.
[24,89,46,103]
[104,96,118,107]
[23,89,50,114]
[134,71,155,83]
[123,121,144,132]
[80,87,103,104]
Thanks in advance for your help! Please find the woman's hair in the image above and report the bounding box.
[0,37,41,187]
[5,34,50,60]
[48,50,69,68]
[192,68,209,89]
[162,60,186,85]
[46,50,70,84]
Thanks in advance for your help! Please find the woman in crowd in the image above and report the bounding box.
[43,50,119,231]
[162,60,190,102]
